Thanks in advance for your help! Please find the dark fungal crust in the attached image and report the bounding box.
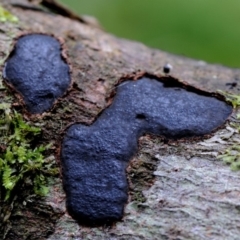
[2,33,72,114]
[60,74,232,226]
[111,72,229,103]
[102,72,232,139]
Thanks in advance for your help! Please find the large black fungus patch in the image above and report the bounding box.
[3,34,70,114]
[61,76,232,225]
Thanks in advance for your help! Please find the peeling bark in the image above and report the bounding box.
[1,0,240,239]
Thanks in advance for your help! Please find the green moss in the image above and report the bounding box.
[218,91,240,108]
[217,145,240,171]
[0,5,18,23]
[216,91,240,170]
[0,103,57,201]
[132,191,146,203]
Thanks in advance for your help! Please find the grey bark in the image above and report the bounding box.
[1,0,240,239]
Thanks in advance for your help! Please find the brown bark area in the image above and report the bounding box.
[1,0,240,239]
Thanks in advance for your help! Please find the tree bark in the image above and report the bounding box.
[1,0,240,239]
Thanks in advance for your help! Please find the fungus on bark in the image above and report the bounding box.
[61,74,232,226]
[3,33,71,114]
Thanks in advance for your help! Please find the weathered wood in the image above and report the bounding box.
[1,0,240,239]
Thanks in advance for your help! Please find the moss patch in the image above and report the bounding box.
[217,145,240,171]
[216,91,240,170]
[218,91,240,108]
[0,5,18,23]
[0,102,59,238]
[0,103,56,201]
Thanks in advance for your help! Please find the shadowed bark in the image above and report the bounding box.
[1,0,240,239]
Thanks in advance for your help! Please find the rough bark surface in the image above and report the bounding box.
[1,0,240,239]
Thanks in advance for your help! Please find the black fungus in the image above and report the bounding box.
[163,63,172,74]
[3,34,70,114]
[61,76,232,225]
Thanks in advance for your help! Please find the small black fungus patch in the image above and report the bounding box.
[3,34,71,114]
[163,63,172,74]
[61,76,232,225]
